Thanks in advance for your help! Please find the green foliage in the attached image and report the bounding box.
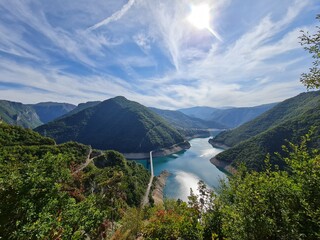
[212,91,320,171]
[0,125,150,239]
[142,200,203,240]
[300,14,320,89]
[35,96,185,152]
[137,136,320,240]
[0,123,55,146]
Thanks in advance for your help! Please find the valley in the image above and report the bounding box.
[1,3,320,238]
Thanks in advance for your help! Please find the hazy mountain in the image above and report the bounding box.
[0,100,42,128]
[210,91,320,171]
[35,96,186,153]
[30,102,76,124]
[209,103,278,128]
[179,103,277,128]
[179,106,219,120]
[150,107,227,129]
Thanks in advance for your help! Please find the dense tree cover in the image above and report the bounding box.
[211,91,320,171]
[300,14,320,89]
[0,122,55,146]
[35,96,186,153]
[112,135,320,240]
[0,125,150,239]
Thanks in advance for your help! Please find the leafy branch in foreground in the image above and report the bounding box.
[300,14,320,89]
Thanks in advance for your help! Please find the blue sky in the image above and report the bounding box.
[0,0,319,109]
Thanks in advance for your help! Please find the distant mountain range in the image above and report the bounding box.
[35,96,187,153]
[149,107,227,129]
[210,91,320,171]
[179,103,277,128]
[28,102,76,123]
[0,100,42,129]
[0,100,75,128]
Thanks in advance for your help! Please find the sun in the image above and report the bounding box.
[187,4,211,30]
[187,4,222,41]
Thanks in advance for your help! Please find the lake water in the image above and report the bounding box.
[135,136,227,201]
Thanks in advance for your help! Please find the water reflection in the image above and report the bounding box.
[134,137,226,201]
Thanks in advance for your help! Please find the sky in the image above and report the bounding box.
[0,0,319,109]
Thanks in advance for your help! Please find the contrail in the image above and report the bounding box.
[87,0,135,31]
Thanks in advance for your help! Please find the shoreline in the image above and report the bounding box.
[152,170,170,205]
[210,157,236,175]
[123,141,191,160]
[208,138,231,150]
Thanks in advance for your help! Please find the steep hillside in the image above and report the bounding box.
[35,96,187,153]
[210,91,320,171]
[0,124,150,239]
[0,100,42,128]
[30,102,76,123]
[209,103,277,128]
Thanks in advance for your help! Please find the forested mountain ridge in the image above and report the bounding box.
[58,101,101,119]
[0,100,75,128]
[35,96,187,153]
[210,91,320,171]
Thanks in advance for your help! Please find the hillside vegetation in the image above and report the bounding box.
[210,91,320,170]
[35,96,186,153]
[0,123,150,239]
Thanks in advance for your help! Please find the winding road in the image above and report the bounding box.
[72,147,102,174]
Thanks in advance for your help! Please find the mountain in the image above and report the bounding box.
[150,107,227,129]
[208,103,278,128]
[179,106,219,120]
[58,101,101,119]
[30,102,76,123]
[35,96,187,153]
[0,100,76,128]
[180,104,277,128]
[0,100,42,128]
[210,91,320,171]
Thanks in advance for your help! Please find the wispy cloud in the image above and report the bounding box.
[87,0,136,31]
[0,0,318,109]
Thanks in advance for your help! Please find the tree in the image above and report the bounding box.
[300,14,320,89]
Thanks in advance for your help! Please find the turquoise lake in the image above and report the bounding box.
[135,136,227,201]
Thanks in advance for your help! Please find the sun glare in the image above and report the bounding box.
[187,4,222,41]
[187,4,211,30]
